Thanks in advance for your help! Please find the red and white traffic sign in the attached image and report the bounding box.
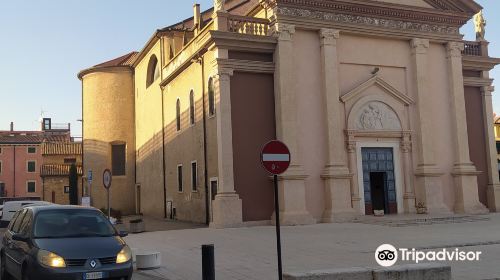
[261,140,291,175]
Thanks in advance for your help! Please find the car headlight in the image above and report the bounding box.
[37,250,66,268]
[116,245,132,264]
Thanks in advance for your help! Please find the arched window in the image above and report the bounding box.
[189,90,195,125]
[176,99,181,131]
[146,55,160,87]
[208,78,215,116]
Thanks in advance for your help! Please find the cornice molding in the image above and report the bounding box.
[275,6,460,35]
[274,0,470,26]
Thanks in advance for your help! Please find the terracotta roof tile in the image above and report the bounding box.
[42,142,82,155]
[0,133,44,144]
[41,164,83,177]
[93,52,139,68]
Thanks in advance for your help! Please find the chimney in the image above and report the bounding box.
[10,122,13,132]
[193,4,201,34]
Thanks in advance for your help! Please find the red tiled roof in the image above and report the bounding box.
[0,133,44,144]
[92,52,139,68]
[42,142,82,155]
[41,164,83,177]
[0,131,71,145]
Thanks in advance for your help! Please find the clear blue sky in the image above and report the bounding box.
[0,0,498,136]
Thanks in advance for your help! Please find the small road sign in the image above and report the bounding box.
[261,140,291,175]
[103,169,112,189]
[260,140,291,280]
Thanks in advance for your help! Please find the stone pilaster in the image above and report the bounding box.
[410,38,450,214]
[446,42,488,214]
[211,67,243,228]
[319,29,356,222]
[347,137,362,214]
[401,132,416,213]
[481,85,500,211]
[271,23,314,225]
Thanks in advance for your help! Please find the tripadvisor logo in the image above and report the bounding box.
[375,244,482,267]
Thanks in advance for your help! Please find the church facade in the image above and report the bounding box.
[79,0,500,228]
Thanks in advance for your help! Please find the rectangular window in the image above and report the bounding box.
[27,161,36,173]
[0,182,5,196]
[64,158,77,164]
[112,144,126,176]
[177,165,183,192]
[64,186,70,194]
[191,161,197,191]
[0,161,2,174]
[0,147,2,154]
[27,147,36,154]
[27,181,36,193]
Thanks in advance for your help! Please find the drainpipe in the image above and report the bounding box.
[160,36,168,219]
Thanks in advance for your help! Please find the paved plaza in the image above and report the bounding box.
[126,214,500,280]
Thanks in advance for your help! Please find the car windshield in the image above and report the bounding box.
[33,209,116,238]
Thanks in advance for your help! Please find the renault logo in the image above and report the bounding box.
[90,260,97,268]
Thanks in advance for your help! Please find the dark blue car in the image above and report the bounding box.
[1,205,133,280]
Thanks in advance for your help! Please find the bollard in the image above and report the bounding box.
[202,244,215,280]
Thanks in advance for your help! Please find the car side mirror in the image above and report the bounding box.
[118,231,128,237]
[12,233,29,242]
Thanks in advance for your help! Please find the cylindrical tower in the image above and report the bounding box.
[78,53,136,215]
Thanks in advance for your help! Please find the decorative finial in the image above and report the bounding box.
[474,10,486,41]
[214,0,226,12]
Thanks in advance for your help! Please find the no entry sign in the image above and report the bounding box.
[261,140,291,175]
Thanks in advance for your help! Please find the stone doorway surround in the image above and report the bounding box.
[356,142,404,215]
[342,74,417,215]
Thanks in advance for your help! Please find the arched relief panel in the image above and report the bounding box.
[341,75,414,132]
[350,100,402,130]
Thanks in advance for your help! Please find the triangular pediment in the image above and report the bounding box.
[422,0,482,14]
[341,75,414,105]
[370,0,434,9]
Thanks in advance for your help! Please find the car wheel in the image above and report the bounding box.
[0,252,10,280]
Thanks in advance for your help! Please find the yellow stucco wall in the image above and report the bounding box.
[82,68,136,214]
[135,39,166,217]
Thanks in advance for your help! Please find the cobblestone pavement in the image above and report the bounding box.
[124,213,500,280]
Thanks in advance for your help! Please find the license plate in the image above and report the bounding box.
[84,272,105,279]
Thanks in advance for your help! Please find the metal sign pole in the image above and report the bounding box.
[274,174,283,280]
[107,189,110,219]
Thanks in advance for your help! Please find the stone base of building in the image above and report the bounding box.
[452,166,489,214]
[271,211,316,226]
[415,167,452,215]
[403,194,417,214]
[321,166,357,222]
[487,184,500,212]
[321,209,359,223]
[210,193,243,229]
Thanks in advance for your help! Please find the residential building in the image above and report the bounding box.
[40,142,83,205]
[79,0,500,228]
[0,119,71,199]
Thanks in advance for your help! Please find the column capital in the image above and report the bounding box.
[346,141,356,153]
[319,28,340,46]
[446,42,465,58]
[271,23,295,41]
[401,140,412,153]
[481,85,495,95]
[410,38,429,54]
[214,68,234,82]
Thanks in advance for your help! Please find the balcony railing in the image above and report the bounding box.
[227,15,270,36]
[463,41,482,56]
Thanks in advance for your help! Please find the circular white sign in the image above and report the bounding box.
[103,169,112,189]
[375,244,398,267]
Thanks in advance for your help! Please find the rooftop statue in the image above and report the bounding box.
[474,10,486,41]
[214,0,226,12]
